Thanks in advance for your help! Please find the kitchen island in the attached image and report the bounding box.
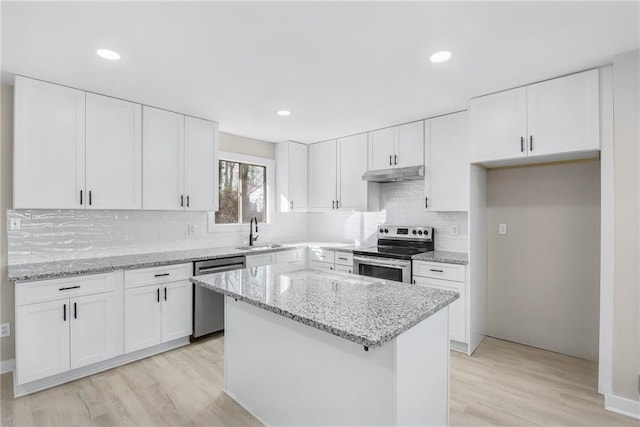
[191,264,458,426]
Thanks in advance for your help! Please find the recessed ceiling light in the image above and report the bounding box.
[277,110,291,117]
[430,51,451,63]
[96,49,121,61]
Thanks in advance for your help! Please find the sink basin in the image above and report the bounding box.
[235,244,283,251]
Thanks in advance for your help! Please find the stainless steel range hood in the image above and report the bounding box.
[361,165,424,183]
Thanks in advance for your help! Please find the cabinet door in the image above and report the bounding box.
[289,142,308,211]
[334,264,353,274]
[70,292,120,369]
[470,87,527,163]
[413,276,466,343]
[185,116,218,211]
[125,286,162,353]
[337,133,368,211]
[368,127,395,170]
[425,112,470,212]
[245,253,275,267]
[15,300,70,384]
[394,121,424,168]
[161,281,193,342]
[142,106,185,210]
[307,140,337,211]
[85,93,142,210]
[13,76,85,209]
[310,260,334,271]
[526,69,599,156]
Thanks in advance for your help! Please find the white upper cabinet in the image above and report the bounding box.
[85,93,142,210]
[368,121,424,170]
[307,140,337,211]
[276,141,308,212]
[14,76,86,209]
[142,106,185,210]
[425,112,470,212]
[393,121,424,168]
[470,87,527,163]
[185,116,218,211]
[470,69,599,166]
[368,127,395,170]
[526,69,599,156]
[337,133,368,211]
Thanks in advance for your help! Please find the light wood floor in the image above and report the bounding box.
[1,335,637,426]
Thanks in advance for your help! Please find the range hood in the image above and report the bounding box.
[361,165,424,183]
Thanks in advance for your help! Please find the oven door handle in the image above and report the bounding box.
[353,256,410,269]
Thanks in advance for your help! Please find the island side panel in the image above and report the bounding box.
[395,307,449,426]
[223,296,396,426]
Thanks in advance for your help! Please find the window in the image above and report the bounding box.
[215,159,267,224]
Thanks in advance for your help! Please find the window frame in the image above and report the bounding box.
[207,151,275,232]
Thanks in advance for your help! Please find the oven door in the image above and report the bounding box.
[353,255,412,283]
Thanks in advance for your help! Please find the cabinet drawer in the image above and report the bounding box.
[413,261,465,282]
[124,263,191,289]
[310,260,334,271]
[245,253,275,268]
[16,272,117,306]
[275,249,300,265]
[334,264,353,274]
[334,252,353,266]
[308,248,335,264]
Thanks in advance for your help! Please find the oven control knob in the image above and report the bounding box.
[384,228,389,233]
[418,230,423,235]
[412,230,417,235]
[379,228,384,233]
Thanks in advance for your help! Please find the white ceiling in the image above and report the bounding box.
[2,1,638,143]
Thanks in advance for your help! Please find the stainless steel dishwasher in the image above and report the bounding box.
[192,256,246,339]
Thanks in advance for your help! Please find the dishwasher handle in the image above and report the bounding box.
[194,256,247,275]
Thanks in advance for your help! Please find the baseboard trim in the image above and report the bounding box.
[14,337,190,397]
[0,359,15,374]
[605,394,640,419]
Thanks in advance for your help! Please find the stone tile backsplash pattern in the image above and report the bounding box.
[8,180,467,264]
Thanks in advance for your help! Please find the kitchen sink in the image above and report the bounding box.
[235,244,283,251]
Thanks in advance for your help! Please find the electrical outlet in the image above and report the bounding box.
[0,323,10,338]
[9,218,21,231]
[499,223,508,235]
[451,225,459,236]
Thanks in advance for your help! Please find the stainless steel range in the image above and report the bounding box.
[352,225,434,283]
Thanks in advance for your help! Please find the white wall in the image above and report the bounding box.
[486,161,601,361]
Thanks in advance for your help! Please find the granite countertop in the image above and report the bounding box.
[191,264,459,349]
[412,251,468,265]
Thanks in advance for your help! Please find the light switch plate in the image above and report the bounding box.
[451,225,459,236]
[499,223,508,235]
[9,218,21,231]
[0,323,9,338]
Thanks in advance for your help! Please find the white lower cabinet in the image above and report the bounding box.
[124,264,192,353]
[309,249,353,273]
[310,260,334,271]
[245,253,275,268]
[15,272,123,385]
[413,261,468,349]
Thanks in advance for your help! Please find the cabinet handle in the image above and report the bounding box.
[529,135,533,152]
[430,268,444,273]
[413,279,416,284]
[154,273,170,277]
[156,288,160,303]
[425,197,428,208]
[389,155,392,166]
[74,302,77,319]
[332,200,335,209]
[164,287,167,301]
[520,137,524,153]
[180,195,184,207]
[338,257,348,261]
[63,304,67,321]
[336,200,340,209]
[186,195,190,208]
[89,191,92,206]
[59,285,80,291]
[80,190,83,206]
[290,200,294,210]
[394,154,397,165]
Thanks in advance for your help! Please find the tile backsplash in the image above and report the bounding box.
[8,180,467,264]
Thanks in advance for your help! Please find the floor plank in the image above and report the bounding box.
[1,334,637,426]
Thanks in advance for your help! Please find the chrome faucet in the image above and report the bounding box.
[249,217,259,246]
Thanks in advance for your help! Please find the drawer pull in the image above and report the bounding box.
[429,269,444,273]
[59,285,80,291]
[154,273,170,277]
[338,257,348,261]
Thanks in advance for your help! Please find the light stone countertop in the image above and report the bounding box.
[7,242,358,282]
[412,251,468,265]
[191,264,459,349]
